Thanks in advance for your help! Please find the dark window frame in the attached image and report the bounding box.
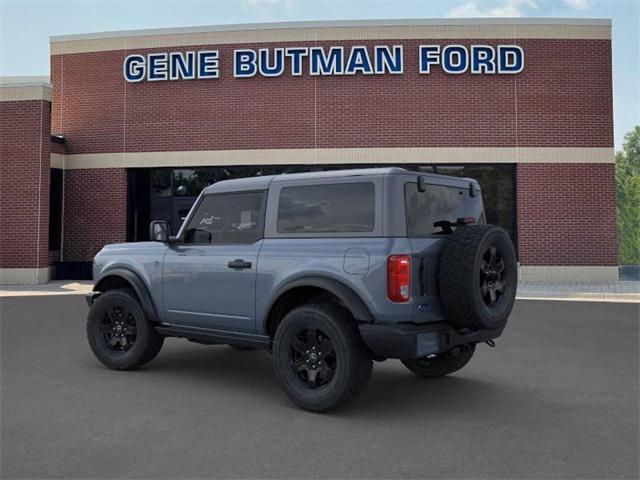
[48,168,63,251]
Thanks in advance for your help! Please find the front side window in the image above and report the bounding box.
[277,182,375,234]
[183,191,265,244]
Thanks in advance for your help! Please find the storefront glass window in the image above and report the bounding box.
[130,164,516,248]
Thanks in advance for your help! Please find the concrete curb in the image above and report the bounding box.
[516,294,640,304]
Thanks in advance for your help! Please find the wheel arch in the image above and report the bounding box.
[263,276,374,338]
[93,268,159,322]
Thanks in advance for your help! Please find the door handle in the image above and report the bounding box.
[228,259,252,269]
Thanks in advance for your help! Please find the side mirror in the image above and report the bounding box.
[149,220,171,242]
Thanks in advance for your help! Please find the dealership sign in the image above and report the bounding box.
[123,45,524,82]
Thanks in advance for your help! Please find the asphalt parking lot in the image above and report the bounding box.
[1,296,638,479]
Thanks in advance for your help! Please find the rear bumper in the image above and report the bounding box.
[359,322,504,360]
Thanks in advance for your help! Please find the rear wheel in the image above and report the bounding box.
[272,303,372,412]
[401,344,475,378]
[87,289,164,370]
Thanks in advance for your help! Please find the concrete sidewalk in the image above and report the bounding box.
[517,281,640,303]
[1,279,639,302]
[0,281,93,297]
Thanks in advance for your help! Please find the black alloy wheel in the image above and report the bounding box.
[438,224,517,330]
[101,305,137,352]
[291,327,337,388]
[87,289,164,370]
[272,303,373,412]
[480,246,506,308]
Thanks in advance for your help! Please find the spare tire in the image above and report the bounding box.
[438,225,517,331]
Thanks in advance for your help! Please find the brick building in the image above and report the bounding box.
[0,18,616,284]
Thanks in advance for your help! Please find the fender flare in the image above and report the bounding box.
[93,268,160,322]
[265,276,374,326]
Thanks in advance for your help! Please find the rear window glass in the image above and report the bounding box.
[277,183,375,234]
[405,182,478,236]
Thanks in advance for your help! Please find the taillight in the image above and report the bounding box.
[388,255,411,302]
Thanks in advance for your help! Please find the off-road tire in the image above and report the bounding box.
[439,225,517,330]
[272,303,373,412]
[87,288,164,370]
[401,344,476,378]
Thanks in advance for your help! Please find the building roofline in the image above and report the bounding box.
[0,76,52,102]
[50,17,611,43]
[0,76,52,88]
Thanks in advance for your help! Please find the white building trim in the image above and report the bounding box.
[54,147,614,170]
[50,18,612,55]
[0,267,50,286]
[519,266,618,283]
[0,77,52,102]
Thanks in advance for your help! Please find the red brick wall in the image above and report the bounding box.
[0,100,50,269]
[516,163,617,266]
[62,169,127,261]
[51,39,613,154]
[47,36,615,265]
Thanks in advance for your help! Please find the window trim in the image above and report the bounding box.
[176,189,268,245]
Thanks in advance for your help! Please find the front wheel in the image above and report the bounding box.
[87,289,164,370]
[401,344,475,378]
[272,303,373,412]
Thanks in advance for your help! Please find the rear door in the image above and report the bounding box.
[161,191,267,332]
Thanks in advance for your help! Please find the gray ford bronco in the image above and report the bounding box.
[87,167,517,411]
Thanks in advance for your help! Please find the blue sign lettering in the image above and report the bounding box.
[147,53,168,81]
[310,47,344,75]
[498,45,524,74]
[258,48,285,77]
[285,47,308,76]
[123,44,524,82]
[470,45,496,74]
[375,45,403,74]
[198,51,219,79]
[442,45,468,74]
[170,52,196,80]
[346,46,374,75]
[123,54,146,82]
[419,45,440,74]
[234,49,257,77]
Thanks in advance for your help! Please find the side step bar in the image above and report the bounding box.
[156,324,271,350]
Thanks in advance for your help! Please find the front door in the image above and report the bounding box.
[161,190,267,332]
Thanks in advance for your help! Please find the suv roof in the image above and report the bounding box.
[202,167,478,194]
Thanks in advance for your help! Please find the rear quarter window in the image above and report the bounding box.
[277,182,375,234]
[405,182,482,236]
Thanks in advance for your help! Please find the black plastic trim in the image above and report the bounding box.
[156,324,271,349]
[359,322,504,359]
[266,276,374,324]
[92,268,160,322]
